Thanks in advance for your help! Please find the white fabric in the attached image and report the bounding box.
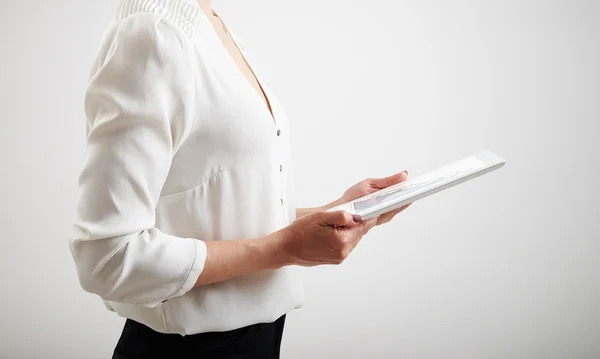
[69,0,303,335]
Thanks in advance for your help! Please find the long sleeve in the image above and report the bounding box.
[69,13,205,308]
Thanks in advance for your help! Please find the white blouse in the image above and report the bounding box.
[69,0,304,335]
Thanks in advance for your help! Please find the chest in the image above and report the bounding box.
[160,32,293,196]
[213,26,271,114]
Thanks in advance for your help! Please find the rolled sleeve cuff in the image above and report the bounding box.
[171,239,207,299]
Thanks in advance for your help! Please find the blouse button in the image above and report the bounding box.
[279,164,283,172]
[280,198,284,205]
[276,129,281,136]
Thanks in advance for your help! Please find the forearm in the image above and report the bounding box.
[194,230,291,287]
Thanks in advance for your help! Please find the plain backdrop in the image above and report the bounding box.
[1,0,599,358]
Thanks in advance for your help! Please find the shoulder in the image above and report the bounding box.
[113,0,201,40]
[90,0,201,73]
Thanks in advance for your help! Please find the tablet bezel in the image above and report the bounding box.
[326,150,506,220]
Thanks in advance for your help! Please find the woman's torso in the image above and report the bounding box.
[99,0,304,335]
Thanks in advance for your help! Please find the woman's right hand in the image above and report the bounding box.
[195,210,378,287]
[279,210,378,266]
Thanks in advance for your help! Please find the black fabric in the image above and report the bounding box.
[112,315,286,359]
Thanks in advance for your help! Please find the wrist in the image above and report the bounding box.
[255,229,294,269]
[296,206,324,218]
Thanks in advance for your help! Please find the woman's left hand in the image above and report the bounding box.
[329,171,412,226]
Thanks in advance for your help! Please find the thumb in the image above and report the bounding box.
[371,171,408,189]
[320,210,362,228]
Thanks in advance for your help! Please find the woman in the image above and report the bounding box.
[69,0,410,358]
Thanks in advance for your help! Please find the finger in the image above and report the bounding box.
[371,171,408,189]
[345,217,377,247]
[388,203,412,216]
[377,213,394,225]
[320,210,361,228]
[378,204,411,224]
[392,203,412,216]
[388,207,405,218]
[378,206,404,223]
[360,216,379,233]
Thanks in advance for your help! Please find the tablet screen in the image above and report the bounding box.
[353,155,488,213]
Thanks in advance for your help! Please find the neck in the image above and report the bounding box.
[196,0,213,15]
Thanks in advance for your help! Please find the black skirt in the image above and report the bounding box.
[112,315,286,359]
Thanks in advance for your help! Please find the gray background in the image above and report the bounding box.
[1,0,599,358]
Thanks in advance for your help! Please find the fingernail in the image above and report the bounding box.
[402,170,408,176]
[352,214,363,223]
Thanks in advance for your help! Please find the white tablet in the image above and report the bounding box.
[326,150,506,220]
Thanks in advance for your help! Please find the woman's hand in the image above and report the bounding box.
[195,172,412,287]
[328,171,412,226]
[196,210,375,286]
[280,210,378,266]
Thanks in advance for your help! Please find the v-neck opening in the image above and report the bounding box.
[197,9,277,126]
